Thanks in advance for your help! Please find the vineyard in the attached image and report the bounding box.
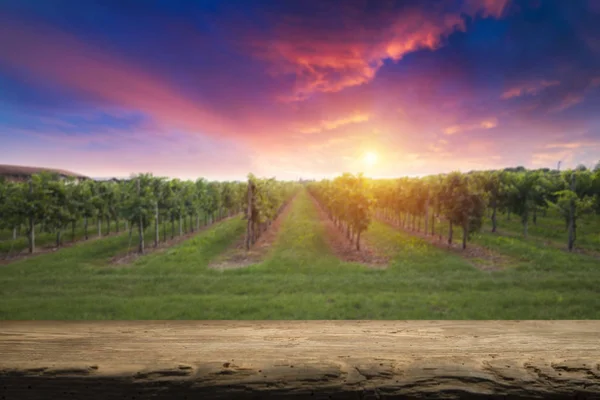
[0,173,299,258]
[309,166,600,253]
[245,174,299,250]
[0,165,599,319]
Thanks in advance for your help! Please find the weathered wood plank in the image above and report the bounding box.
[1,321,599,399]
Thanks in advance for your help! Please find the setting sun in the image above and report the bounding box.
[363,151,379,167]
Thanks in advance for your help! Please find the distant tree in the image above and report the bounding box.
[221,182,236,219]
[103,182,120,235]
[23,173,56,253]
[150,177,168,247]
[478,171,506,233]
[122,174,156,254]
[593,168,600,213]
[91,182,108,237]
[0,179,26,243]
[505,171,543,238]
[65,178,85,241]
[79,180,97,240]
[347,173,373,250]
[170,179,185,237]
[45,178,70,247]
[204,182,221,225]
[194,178,207,229]
[548,170,595,251]
[441,172,486,249]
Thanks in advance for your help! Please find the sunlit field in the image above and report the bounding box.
[2,0,600,323]
[1,188,599,319]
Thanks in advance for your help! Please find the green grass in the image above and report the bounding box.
[0,213,213,257]
[1,189,599,319]
[0,219,125,256]
[480,209,600,253]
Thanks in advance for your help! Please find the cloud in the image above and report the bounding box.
[544,141,600,150]
[549,93,585,113]
[531,136,600,168]
[443,117,498,135]
[501,80,560,99]
[0,126,252,180]
[463,0,511,18]
[249,0,510,100]
[0,18,238,140]
[298,112,370,134]
[547,77,600,112]
[3,0,600,179]
[531,151,572,167]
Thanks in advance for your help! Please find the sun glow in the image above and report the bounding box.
[363,151,378,167]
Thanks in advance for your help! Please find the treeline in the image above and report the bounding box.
[245,174,300,249]
[309,165,600,251]
[0,173,249,255]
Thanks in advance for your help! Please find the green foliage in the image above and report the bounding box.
[245,174,299,248]
[2,165,598,256]
[308,172,374,250]
[548,189,595,219]
[312,164,600,251]
[0,179,25,231]
[441,172,487,239]
[1,173,247,254]
[121,174,156,229]
[2,189,600,319]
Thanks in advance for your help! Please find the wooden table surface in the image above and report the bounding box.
[1,321,599,399]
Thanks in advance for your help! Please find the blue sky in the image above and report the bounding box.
[1,0,599,179]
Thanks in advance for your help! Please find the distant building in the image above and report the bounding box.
[0,164,89,183]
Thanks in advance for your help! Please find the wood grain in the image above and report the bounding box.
[1,321,599,399]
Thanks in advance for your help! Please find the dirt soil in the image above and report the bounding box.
[110,215,239,266]
[1,321,599,399]
[208,197,297,270]
[377,216,511,272]
[310,196,389,269]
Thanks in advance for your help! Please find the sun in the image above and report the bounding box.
[363,151,378,167]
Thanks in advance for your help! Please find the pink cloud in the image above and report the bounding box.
[249,1,510,100]
[6,0,600,180]
[501,80,561,99]
[298,112,370,134]
[1,127,252,180]
[443,117,499,135]
[590,77,600,87]
[531,151,572,167]
[545,141,600,150]
[463,0,511,18]
[550,93,585,112]
[0,19,238,140]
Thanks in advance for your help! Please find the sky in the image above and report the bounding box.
[1,0,599,181]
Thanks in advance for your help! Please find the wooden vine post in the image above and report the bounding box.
[245,178,256,250]
[137,177,144,255]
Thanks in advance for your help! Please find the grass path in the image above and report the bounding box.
[0,219,127,259]
[373,215,514,271]
[480,212,600,253]
[0,214,215,263]
[1,188,599,319]
[208,196,299,270]
[481,224,600,259]
[422,216,600,271]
